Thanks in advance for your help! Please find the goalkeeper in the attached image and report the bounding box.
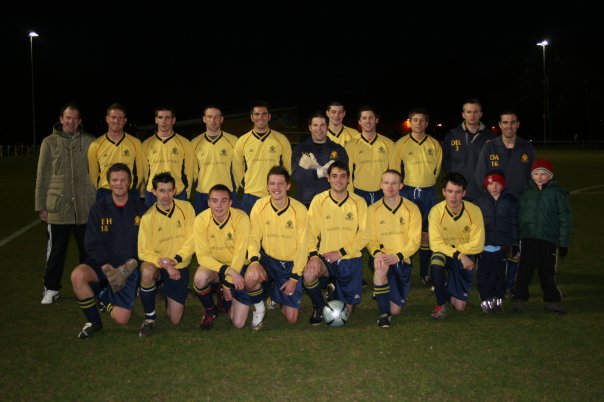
[70,163,147,339]
[291,112,348,207]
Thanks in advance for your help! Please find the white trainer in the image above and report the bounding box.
[41,288,60,304]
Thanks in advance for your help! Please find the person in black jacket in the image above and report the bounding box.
[292,112,348,207]
[474,171,519,313]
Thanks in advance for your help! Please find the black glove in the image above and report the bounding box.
[558,247,568,257]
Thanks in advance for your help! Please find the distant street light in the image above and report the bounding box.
[29,31,39,148]
[537,40,549,143]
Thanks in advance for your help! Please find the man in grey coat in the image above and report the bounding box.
[35,104,96,304]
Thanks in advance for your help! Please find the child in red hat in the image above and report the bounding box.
[513,159,571,314]
[474,170,520,313]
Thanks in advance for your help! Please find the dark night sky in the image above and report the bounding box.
[4,13,603,144]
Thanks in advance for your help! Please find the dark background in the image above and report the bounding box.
[4,12,603,144]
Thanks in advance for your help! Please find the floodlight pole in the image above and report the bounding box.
[29,31,39,148]
[537,40,549,143]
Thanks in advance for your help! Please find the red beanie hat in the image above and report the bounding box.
[531,159,554,178]
[484,173,506,189]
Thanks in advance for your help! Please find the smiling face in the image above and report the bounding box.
[327,105,345,126]
[208,189,232,221]
[109,170,131,198]
[59,107,81,134]
[106,109,127,134]
[380,171,403,199]
[268,174,290,205]
[155,110,175,137]
[328,166,350,196]
[309,116,328,143]
[251,106,271,132]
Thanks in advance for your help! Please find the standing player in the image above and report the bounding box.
[303,161,368,323]
[367,170,422,327]
[70,163,147,338]
[246,166,308,328]
[291,112,348,208]
[391,107,442,287]
[191,105,238,214]
[233,101,292,215]
[35,103,96,304]
[142,106,194,207]
[325,101,360,146]
[428,173,485,319]
[443,98,496,201]
[192,184,251,329]
[87,103,146,199]
[474,110,535,297]
[137,172,196,337]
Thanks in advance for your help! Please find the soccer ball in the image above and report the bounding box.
[322,300,350,327]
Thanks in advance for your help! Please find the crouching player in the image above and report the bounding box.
[428,173,485,319]
[303,160,368,323]
[367,170,421,328]
[137,172,196,337]
[246,166,308,329]
[193,184,251,329]
[71,163,147,338]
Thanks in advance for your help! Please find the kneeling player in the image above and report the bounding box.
[246,166,308,328]
[368,170,421,328]
[428,173,484,319]
[303,161,368,323]
[71,163,147,338]
[137,172,196,337]
[193,184,251,329]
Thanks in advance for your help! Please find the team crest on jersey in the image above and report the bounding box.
[269,146,276,153]
[123,149,130,157]
[286,220,294,229]
[345,212,354,221]
[172,147,179,155]
[427,149,434,156]
[463,225,471,233]
[378,146,385,154]
[158,226,163,232]
[408,151,414,156]
[134,216,141,226]
[330,151,338,159]
[326,215,331,220]
[226,232,233,240]
[521,153,529,163]
[176,220,182,228]
[399,217,405,225]
[379,220,386,224]
[220,149,228,156]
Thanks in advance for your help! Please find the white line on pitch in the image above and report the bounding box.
[0,220,41,248]
[570,184,604,195]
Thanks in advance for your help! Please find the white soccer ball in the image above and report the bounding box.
[322,300,350,327]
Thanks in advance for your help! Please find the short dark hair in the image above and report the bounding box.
[107,103,127,116]
[357,105,379,120]
[106,163,132,183]
[328,160,349,176]
[442,172,467,190]
[307,111,327,126]
[267,165,291,184]
[154,105,176,117]
[408,107,429,121]
[326,101,345,110]
[208,184,232,199]
[499,109,518,121]
[203,104,222,115]
[462,98,482,112]
[152,172,176,190]
[250,100,270,114]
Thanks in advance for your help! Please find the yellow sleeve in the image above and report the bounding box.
[230,211,250,273]
[458,207,485,256]
[133,137,147,191]
[174,202,197,265]
[281,137,292,173]
[306,197,322,256]
[138,212,159,266]
[182,138,195,198]
[341,198,369,256]
[434,138,443,178]
[195,215,224,272]
[366,205,381,256]
[232,135,246,191]
[292,205,308,276]
[247,202,263,261]
[428,206,456,258]
[190,135,201,190]
[401,203,422,262]
[87,140,100,189]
